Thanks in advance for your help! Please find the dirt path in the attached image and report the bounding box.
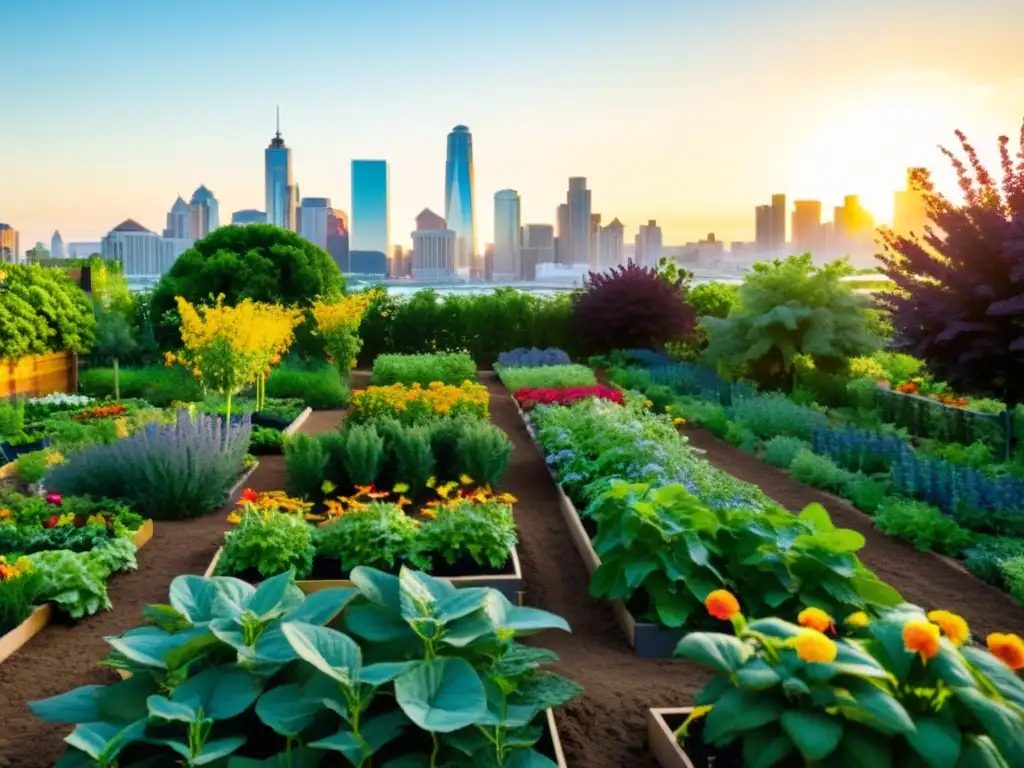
[683,427,1024,639]
[0,413,343,767]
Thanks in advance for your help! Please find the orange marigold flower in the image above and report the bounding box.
[927,610,970,647]
[226,512,242,524]
[791,629,837,663]
[239,488,259,504]
[903,619,941,662]
[798,607,834,634]
[987,633,1024,670]
[705,590,740,621]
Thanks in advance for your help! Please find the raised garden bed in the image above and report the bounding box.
[203,544,526,603]
[648,707,741,768]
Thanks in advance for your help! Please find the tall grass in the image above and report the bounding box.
[79,366,202,406]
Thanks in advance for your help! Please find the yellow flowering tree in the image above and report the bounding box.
[170,296,303,433]
[311,291,378,383]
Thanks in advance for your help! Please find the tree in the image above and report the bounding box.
[0,264,95,359]
[92,306,137,400]
[877,120,1024,403]
[150,224,344,347]
[572,260,696,353]
[311,292,377,384]
[703,254,881,389]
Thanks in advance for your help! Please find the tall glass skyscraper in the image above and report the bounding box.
[264,110,294,230]
[350,160,389,274]
[444,125,476,274]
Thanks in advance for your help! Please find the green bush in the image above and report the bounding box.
[1000,555,1024,604]
[789,450,855,493]
[283,432,328,499]
[842,476,887,514]
[732,393,828,441]
[78,365,203,405]
[673,398,731,438]
[342,423,385,487]
[761,436,810,469]
[261,362,350,408]
[412,500,517,570]
[391,425,435,496]
[371,352,477,386]
[314,502,420,571]
[964,538,1024,587]
[874,496,974,555]
[0,263,96,359]
[216,507,315,579]
[455,422,513,487]
[499,364,596,391]
[249,426,284,455]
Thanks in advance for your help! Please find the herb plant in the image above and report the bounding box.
[455,421,512,487]
[371,351,477,386]
[315,502,420,572]
[499,364,597,391]
[414,500,518,571]
[217,507,316,580]
[283,432,329,499]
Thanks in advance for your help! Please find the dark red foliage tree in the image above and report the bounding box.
[877,119,1024,403]
[572,260,696,353]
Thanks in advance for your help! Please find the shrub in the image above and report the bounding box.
[78,365,203,405]
[283,432,328,499]
[371,352,477,386]
[413,500,517,570]
[874,496,974,555]
[216,507,315,579]
[427,415,481,480]
[45,412,250,519]
[391,424,434,496]
[499,364,597,391]
[789,450,856,493]
[249,426,284,455]
[964,538,1024,587]
[13,449,52,484]
[455,422,513,487]
[496,347,571,367]
[732,393,828,441]
[0,263,96,359]
[572,261,696,353]
[671,398,731,438]
[350,382,489,424]
[262,362,350,408]
[761,435,810,469]
[842,475,888,514]
[315,502,420,571]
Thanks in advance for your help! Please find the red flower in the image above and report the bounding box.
[45,493,62,506]
[43,515,60,529]
[513,386,624,409]
[240,488,259,503]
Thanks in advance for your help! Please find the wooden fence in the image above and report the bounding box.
[0,351,77,398]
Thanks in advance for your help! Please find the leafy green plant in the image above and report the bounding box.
[78,365,204,406]
[263,362,350,408]
[0,263,96,359]
[14,449,51,484]
[315,502,420,572]
[964,538,1024,587]
[216,507,316,579]
[392,424,435,497]
[0,557,43,634]
[761,436,810,469]
[248,426,284,455]
[342,423,385,487]
[371,351,477,386]
[414,500,517,571]
[283,432,329,499]
[499,364,597,391]
[28,539,137,619]
[874,496,974,555]
[1000,555,1024,604]
[731,393,828,441]
[789,450,856,494]
[455,421,512,487]
[841,475,888,515]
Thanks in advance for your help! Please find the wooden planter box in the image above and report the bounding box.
[0,518,155,664]
[544,708,570,767]
[515,397,685,658]
[648,708,696,768]
[282,407,312,436]
[204,546,526,604]
[0,351,76,398]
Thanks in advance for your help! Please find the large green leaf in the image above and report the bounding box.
[674,632,752,674]
[193,736,246,765]
[840,722,895,767]
[394,657,486,733]
[281,621,362,685]
[703,689,783,744]
[506,750,559,768]
[99,675,162,723]
[345,601,420,644]
[246,571,304,619]
[170,665,264,720]
[736,659,783,691]
[284,587,356,626]
[740,725,795,768]
[65,719,148,763]
[146,695,197,723]
[227,746,321,767]
[29,685,103,724]
[350,567,403,611]
[953,687,1024,766]
[106,630,181,669]
[435,588,490,622]
[255,684,322,736]
[962,646,1024,709]
[837,679,914,736]
[169,575,219,624]
[905,715,962,768]
[211,577,258,619]
[780,709,843,761]
[957,735,1011,768]
[361,661,419,687]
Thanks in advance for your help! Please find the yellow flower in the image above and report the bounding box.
[46,451,65,466]
[987,633,1024,670]
[498,492,518,505]
[226,511,242,524]
[927,610,970,647]
[436,482,457,499]
[393,483,409,494]
[396,495,412,508]
[0,508,11,521]
[673,417,686,425]
[705,590,740,621]
[644,399,653,408]
[791,629,838,663]
[798,607,834,634]
[321,480,337,495]
[845,612,870,628]
[86,514,107,526]
[426,476,437,489]
[903,619,941,663]
[459,474,473,486]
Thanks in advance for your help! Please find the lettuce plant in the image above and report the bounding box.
[31,567,580,767]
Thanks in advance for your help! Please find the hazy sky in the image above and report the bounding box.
[3,0,1022,252]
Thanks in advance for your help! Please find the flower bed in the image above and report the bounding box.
[350,381,490,423]
[371,351,477,386]
[30,568,581,766]
[514,385,623,412]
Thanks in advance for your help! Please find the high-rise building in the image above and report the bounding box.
[770,194,786,251]
[635,220,663,267]
[26,242,49,261]
[597,217,624,268]
[50,230,64,260]
[411,208,455,281]
[755,205,772,252]
[326,209,349,274]
[567,177,592,266]
[444,125,477,274]
[189,186,219,240]
[791,200,823,255]
[101,219,189,280]
[493,189,521,281]
[589,213,602,266]
[893,167,928,238]
[299,197,332,250]
[0,223,19,263]
[265,109,294,230]
[834,195,874,243]
[554,203,569,264]
[522,224,554,250]
[164,196,190,239]
[231,210,267,226]
[351,160,390,272]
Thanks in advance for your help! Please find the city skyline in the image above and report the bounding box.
[3,0,1022,252]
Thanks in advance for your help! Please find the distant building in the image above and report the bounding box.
[597,217,624,268]
[326,209,349,274]
[50,230,64,260]
[26,242,49,261]
[893,167,928,238]
[67,241,101,259]
[444,126,477,274]
[674,233,725,269]
[755,205,772,253]
[589,213,602,266]
[101,219,189,279]
[791,200,823,255]
[770,194,786,251]
[231,209,267,226]
[567,177,592,267]
[0,223,19,263]
[493,189,521,280]
[833,195,875,247]
[754,195,787,255]
[189,185,219,239]
[411,208,455,281]
[299,197,332,250]
[634,219,663,267]
[164,196,191,239]
[391,244,408,278]
[265,109,295,230]
[554,203,569,264]
[351,160,389,271]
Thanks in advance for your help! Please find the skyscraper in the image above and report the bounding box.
[231,210,267,226]
[50,230,64,260]
[567,177,592,266]
[893,168,928,238]
[755,205,772,252]
[351,160,389,274]
[493,189,521,281]
[554,204,569,264]
[0,223,19,263]
[326,209,349,275]
[770,193,786,251]
[189,185,219,239]
[164,196,190,239]
[589,213,602,266]
[265,109,294,230]
[791,200,823,255]
[597,218,624,268]
[411,208,455,281]
[444,125,477,274]
[635,220,662,267]
[299,197,332,250]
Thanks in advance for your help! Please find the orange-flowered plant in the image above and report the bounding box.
[350,381,490,424]
[72,404,127,421]
[672,600,1024,765]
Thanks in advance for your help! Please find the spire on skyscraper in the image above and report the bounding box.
[269,107,286,148]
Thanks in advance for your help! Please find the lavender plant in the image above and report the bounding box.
[45,410,251,520]
[496,347,571,367]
